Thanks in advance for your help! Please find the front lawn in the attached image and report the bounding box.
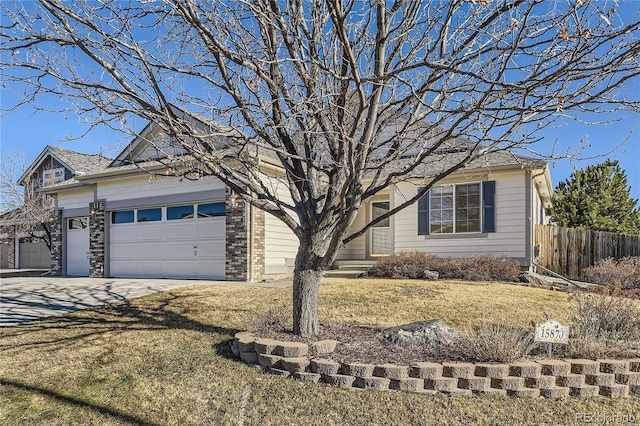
[1,279,638,425]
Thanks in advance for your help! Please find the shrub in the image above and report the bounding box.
[451,323,536,363]
[562,293,640,358]
[583,256,640,298]
[367,251,520,282]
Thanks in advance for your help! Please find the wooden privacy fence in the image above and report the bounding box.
[534,224,640,281]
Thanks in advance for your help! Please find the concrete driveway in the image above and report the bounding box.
[0,275,290,327]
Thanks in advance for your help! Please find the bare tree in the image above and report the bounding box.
[0,150,54,250]
[1,0,639,335]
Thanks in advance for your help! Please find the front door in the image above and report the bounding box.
[371,201,390,255]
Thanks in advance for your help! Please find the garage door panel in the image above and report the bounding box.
[110,207,225,279]
[136,225,165,241]
[166,223,196,240]
[136,244,164,259]
[111,226,137,242]
[194,241,225,259]
[195,219,225,239]
[135,261,165,276]
[196,260,225,279]
[165,242,197,259]
[110,244,138,260]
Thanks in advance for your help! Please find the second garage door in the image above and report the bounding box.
[109,202,225,279]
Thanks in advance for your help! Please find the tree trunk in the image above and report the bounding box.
[292,238,329,336]
[292,267,323,336]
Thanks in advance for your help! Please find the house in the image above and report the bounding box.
[18,122,553,280]
[0,146,111,270]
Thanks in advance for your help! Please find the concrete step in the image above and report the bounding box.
[335,265,372,272]
[323,270,365,279]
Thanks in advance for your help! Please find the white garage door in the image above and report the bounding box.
[109,202,225,279]
[67,217,90,276]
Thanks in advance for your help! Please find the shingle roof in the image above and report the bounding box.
[47,146,112,175]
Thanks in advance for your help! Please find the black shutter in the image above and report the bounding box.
[482,180,496,233]
[418,187,429,235]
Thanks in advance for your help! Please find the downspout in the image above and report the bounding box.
[248,201,254,282]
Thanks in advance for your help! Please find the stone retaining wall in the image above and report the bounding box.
[231,332,640,399]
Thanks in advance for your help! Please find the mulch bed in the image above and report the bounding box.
[257,323,446,365]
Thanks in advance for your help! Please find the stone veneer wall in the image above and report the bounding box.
[226,190,266,282]
[6,233,16,270]
[50,210,63,276]
[226,190,249,281]
[251,209,265,281]
[89,201,106,278]
[231,332,640,399]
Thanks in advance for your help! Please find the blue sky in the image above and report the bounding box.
[1,97,638,202]
[1,1,639,204]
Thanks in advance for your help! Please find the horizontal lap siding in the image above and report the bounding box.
[263,181,299,275]
[57,188,94,210]
[393,173,527,259]
[335,206,367,260]
[97,175,225,202]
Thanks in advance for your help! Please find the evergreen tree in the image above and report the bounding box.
[548,160,640,235]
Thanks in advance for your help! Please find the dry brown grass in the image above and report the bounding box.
[1,279,637,426]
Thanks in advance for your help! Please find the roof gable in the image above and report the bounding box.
[17,145,112,186]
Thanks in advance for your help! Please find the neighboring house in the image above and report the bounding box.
[0,146,112,270]
[26,121,552,281]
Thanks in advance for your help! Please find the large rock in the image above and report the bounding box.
[382,319,460,348]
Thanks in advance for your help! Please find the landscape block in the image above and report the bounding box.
[509,361,541,378]
[599,359,630,374]
[568,359,600,375]
[353,376,390,391]
[236,335,256,352]
[425,377,458,392]
[442,362,475,379]
[539,386,570,399]
[599,384,629,398]
[458,377,492,392]
[629,359,640,372]
[569,385,600,398]
[292,372,321,383]
[340,363,375,377]
[239,351,258,364]
[585,373,615,387]
[410,362,443,379]
[389,378,424,392]
[281,357,310,373]
[258,353,282,369]
[475,363,510,378]
[254,339,280,355]
[276,342,309,358]
[556,374,586,388]
[491,377,525,390]
[615,372,640,386]
[537,360,570,376]
[310,358,340,375]
[525,375,556,389]
[310,340,339,355]
[373,363,409,380]
[268,368,291,378]
[322,374,356,388]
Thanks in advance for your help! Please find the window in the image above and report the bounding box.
[418,181,495,235]
[68,217,88,229]
[167,204,194,220]
[42,168,65,187]
[197,202,226,218]
[137,208,162,222]
[112,210,134,224]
